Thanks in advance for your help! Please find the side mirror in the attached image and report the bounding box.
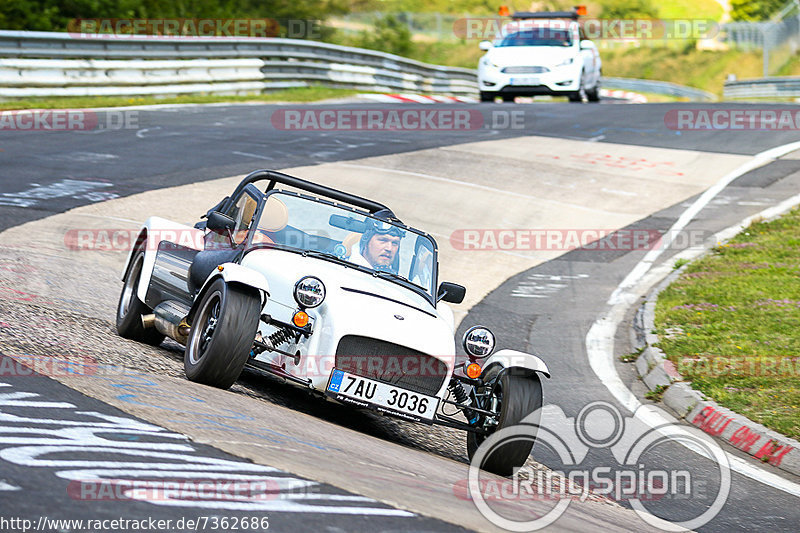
[437,282,466,304]
[580,39,595,50]
[479,40,493,51]
[206,211,236,232]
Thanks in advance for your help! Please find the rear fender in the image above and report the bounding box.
[120,217,205,303]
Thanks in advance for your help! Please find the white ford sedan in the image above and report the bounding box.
[477,10,602,103]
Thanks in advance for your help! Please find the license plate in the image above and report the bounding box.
[510,77,540,85]
[326,369,439,423]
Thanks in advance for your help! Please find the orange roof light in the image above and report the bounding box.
[292,310,309,328]
[498,5,511,17]
[575,5,587,16]
[466,363,482,380]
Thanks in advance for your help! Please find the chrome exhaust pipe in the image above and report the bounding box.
[141,314,156,329]
[152,301,191,345]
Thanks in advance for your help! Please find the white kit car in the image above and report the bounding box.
[477,9,602,102]
[116,170,551,475]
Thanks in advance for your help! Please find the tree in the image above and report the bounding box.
[730,0,786,21]
[601,0,658,20]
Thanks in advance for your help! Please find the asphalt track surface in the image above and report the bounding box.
[2,101,800,232]
[2,100,800,531]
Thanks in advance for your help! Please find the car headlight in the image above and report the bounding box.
[294,276,326,308]
[557,57,575,67]
[481,57,499,69]
[463,326,495,358]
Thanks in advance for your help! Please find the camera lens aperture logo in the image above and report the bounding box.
[468,402,731,531]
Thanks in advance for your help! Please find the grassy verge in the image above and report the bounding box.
[0,87,363,111]
[655,207,800,439]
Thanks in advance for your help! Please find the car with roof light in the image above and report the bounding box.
[477,8,601,102]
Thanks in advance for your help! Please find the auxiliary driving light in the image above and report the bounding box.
[294,276,326,308]
[465,363,482,379]
[462,325,496,358]
[292,310,310,328]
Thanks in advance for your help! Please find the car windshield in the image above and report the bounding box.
[252,191,437,298]
[496,28,573,47]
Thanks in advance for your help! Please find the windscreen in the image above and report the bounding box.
[253,192,437,298]
[496,28,573,47]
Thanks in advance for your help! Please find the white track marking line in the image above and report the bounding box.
[232,151,274,161]
[610,140,800,305]
[336,163,626,217]
[587,140,800,497]
[397,93,435,103]
[0,481,20,491]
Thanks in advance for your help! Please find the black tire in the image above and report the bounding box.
[116,251,165,346]
[586,84,601,102]
[479,91,496,102]
[568,71,587,102]
[467,370,543,476]
[501,95,516,103]
[184,278,261,389]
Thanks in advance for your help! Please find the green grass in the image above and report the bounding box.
[657,0,724,21]
[655,208,800,439]
[0,87,362,111]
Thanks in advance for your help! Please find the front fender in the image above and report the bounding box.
[189,263,270,319]
[482,349,550,379]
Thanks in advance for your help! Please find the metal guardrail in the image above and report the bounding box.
[0,30,477,98]
[603,77,716,101]
[0,30,715,101]
[724,76,800,98]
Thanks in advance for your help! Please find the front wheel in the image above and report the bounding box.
[467,370,543,476]
[184,278,261,389]
[586,84,601,102]
[479,91,497,102]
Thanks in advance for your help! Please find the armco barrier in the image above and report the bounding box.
[0,30,714,100]
[603,77,716,101]
[0,30,477,98]
[724,76,800,99]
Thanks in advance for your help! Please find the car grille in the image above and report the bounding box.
[335,335,448,396]
[502,66,550,74]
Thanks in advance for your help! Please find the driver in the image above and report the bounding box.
[350,219,405,274]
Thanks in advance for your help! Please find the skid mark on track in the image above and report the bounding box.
[0,179,118,208]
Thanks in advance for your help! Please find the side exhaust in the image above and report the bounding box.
[141,301,191,345]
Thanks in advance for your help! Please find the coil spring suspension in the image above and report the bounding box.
[449,379,479,425]
[267,327,294,348]
[448,380,468,404]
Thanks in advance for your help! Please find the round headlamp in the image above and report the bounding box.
[462,326,495,358]
[294,276,326,308]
